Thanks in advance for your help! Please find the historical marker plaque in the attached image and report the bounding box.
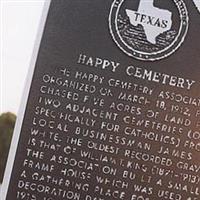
[2,0,200,199]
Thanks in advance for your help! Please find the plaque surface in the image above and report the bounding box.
[2,0,200,200]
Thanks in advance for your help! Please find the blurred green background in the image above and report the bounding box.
[0,112,16,183]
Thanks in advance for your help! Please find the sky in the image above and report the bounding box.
[1,0,46,114]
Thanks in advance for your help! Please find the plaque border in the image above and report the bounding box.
[1,1,51,199]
